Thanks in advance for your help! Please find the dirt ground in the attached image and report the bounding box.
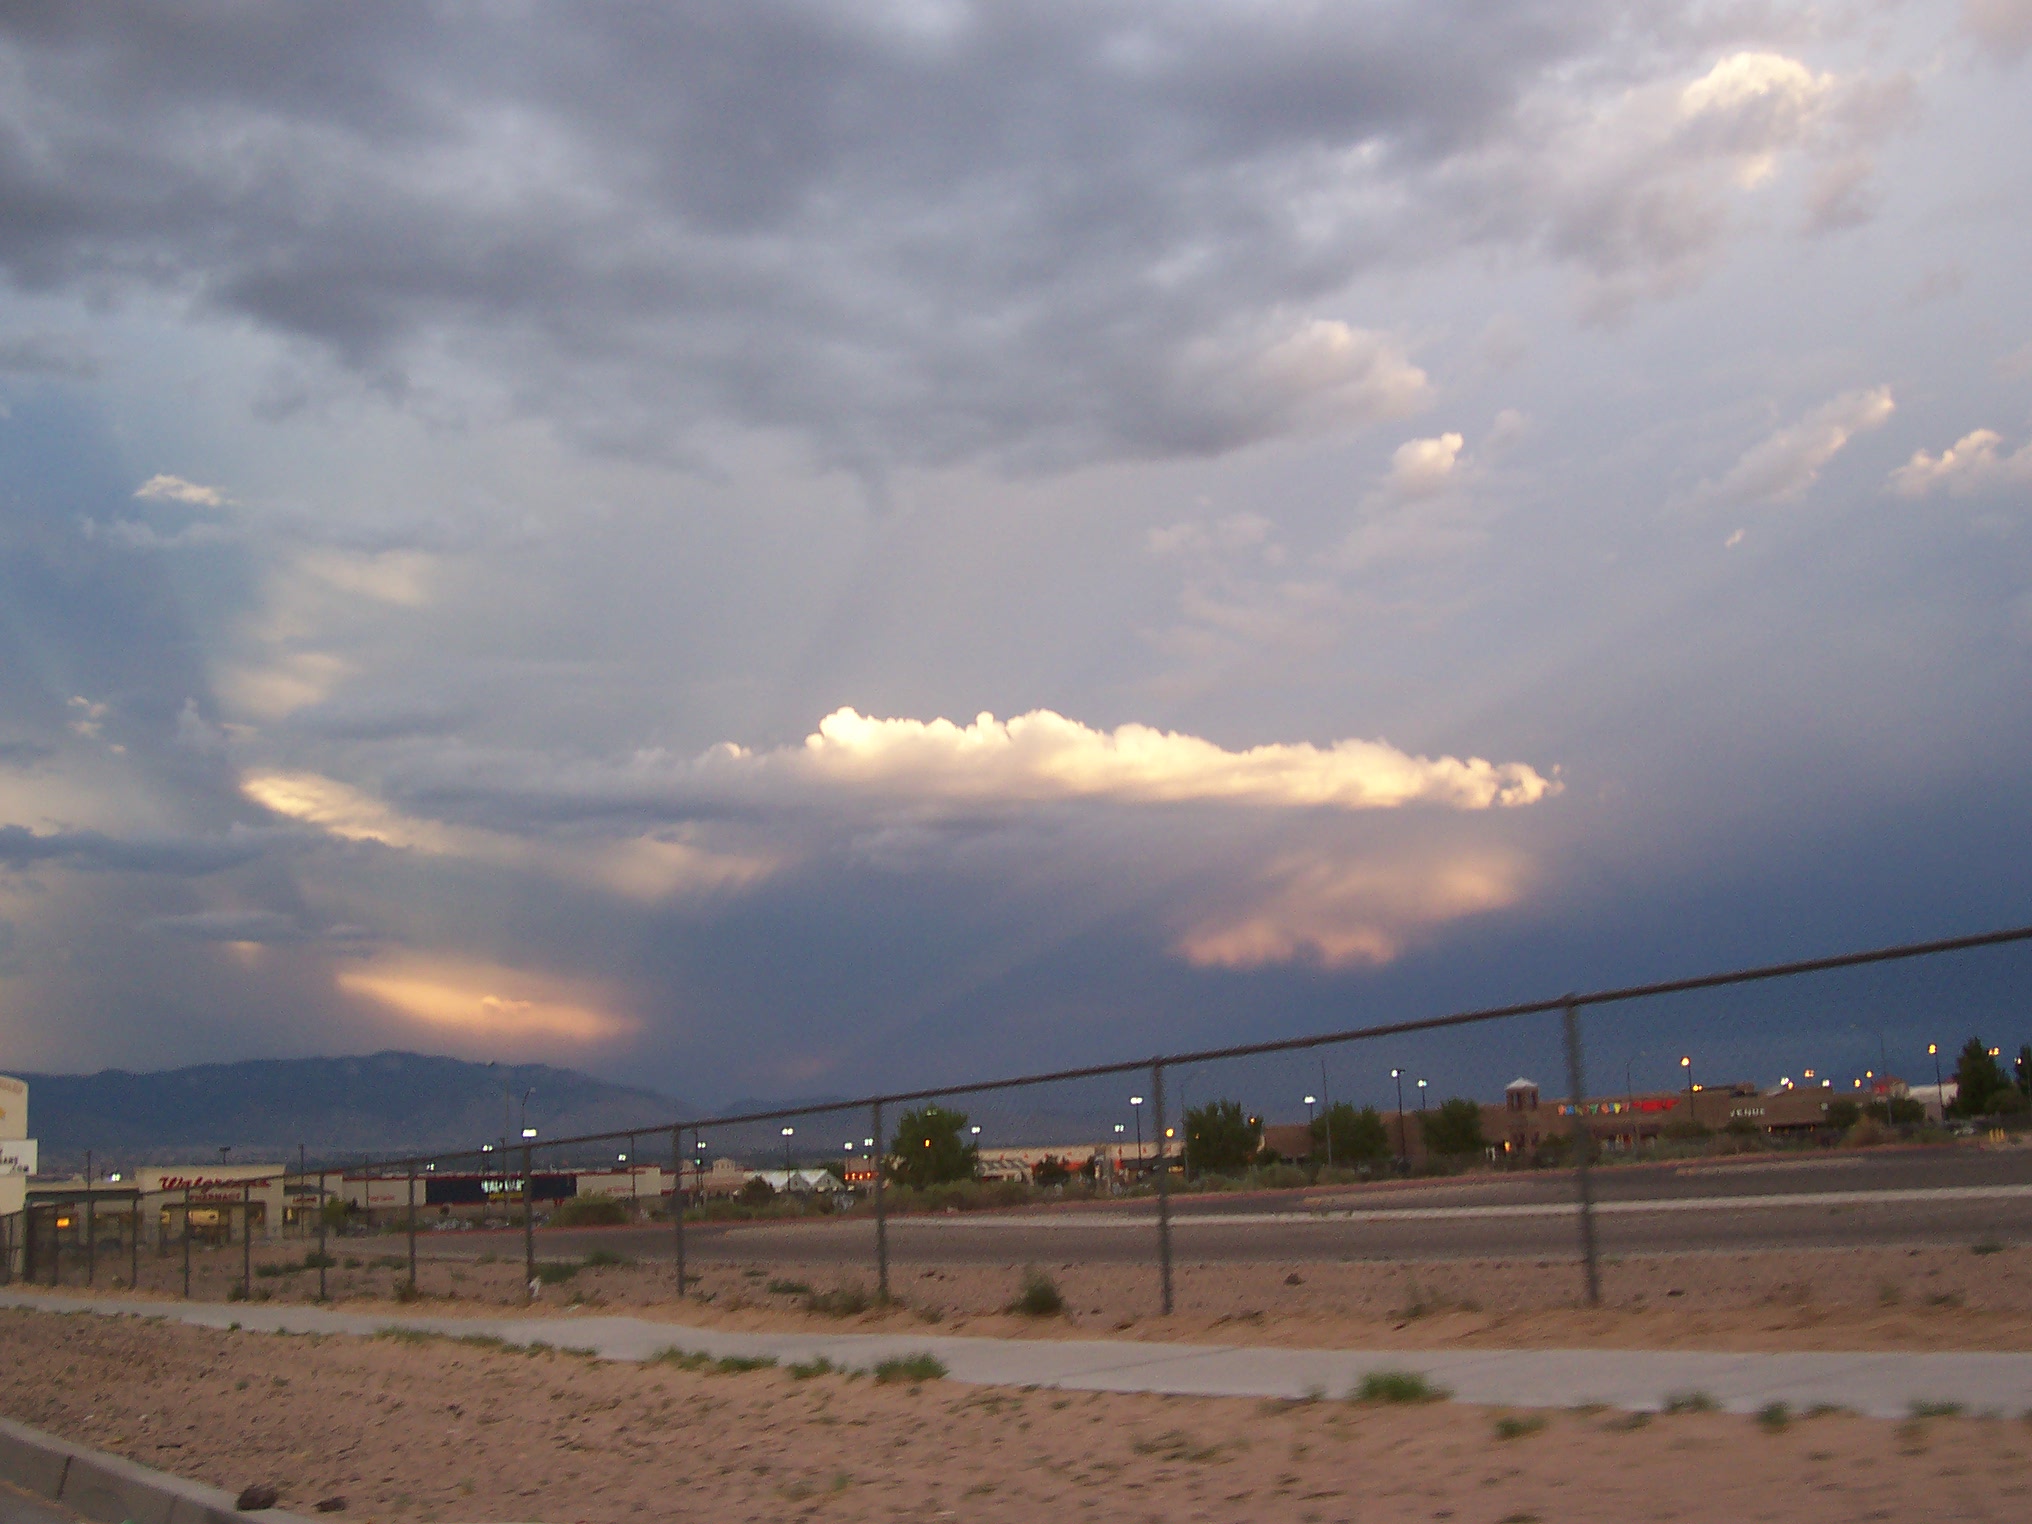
[3,1307,2030,1524]
[57,1236,2032,1351]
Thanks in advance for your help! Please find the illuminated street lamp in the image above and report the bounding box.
[781,1126,795,1170]
[1416,1078,1429,1112]
[1129,1095,1145,1168]
[1930,1043,1945,1119]
[1390,1069,1406,1171]
[1680,1055,1693,1114]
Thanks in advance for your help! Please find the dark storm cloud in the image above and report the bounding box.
[0,823,272,875]
[0,0,1831,470]
[139,909,373,944]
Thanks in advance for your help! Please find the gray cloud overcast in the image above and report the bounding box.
[0,2,2027,1099]
[0,3,1895,470]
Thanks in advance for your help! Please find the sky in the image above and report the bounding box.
[2,1,2031,1120]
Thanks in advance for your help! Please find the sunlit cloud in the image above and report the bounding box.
[1174,849,1528,970]
[1889,428,2032,497]
[720,707,1559,813]
[134,473,225,507]
[337,958,636,1043]
[1716,385,1894,503]
[242,770,774,901]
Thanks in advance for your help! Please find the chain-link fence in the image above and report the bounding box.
[11,923,2032,1316]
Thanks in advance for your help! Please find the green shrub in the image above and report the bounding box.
[550,1196,630,1228]
[788,1357,839,1379]
[1663,1391,1718,1414]
[1494,1414,1547,1440]
[1756,1402,1789,1432]
[804,1284,872,1317]
[767,1278,815,1297]
[1008,1266,1064,1318]
[534,1261,579,1285]
[646,1348,778,1374]
[584,1248,628,1268]
[1351,1370,1445,1404]
[873,1353,946,1384]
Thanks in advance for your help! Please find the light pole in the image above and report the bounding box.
[782,1126,795,1171]
[1417,1078,1429,1113]
[1680,1056,1693,1125]
[1930,1043,1944,1119]
[1130,1095,1145,1175]
[1318,1059,1333,1170]
[1391,1068,1407,1171]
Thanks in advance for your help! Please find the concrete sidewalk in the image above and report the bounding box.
[6,1289,2027,1421]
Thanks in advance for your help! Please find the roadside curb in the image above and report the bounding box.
[0,1415,315,1524]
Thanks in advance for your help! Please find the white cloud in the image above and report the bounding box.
[134,473,226,507]
[1889,429,2032,497]
[1717,385,1895,503]
[1387,432,1466,498]
[714,707,1558,813]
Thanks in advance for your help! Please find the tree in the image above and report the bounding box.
[1824,1098,1861,1130]
[888,1105,979,1189]
[1952,1038,2010,1117]
[1310,1102,1390,1165]
[1031,1155,1074,1188]
[2016,1045,2032,1099]
[1183,1099,1261,1176]
[1420,1097,1487,1157]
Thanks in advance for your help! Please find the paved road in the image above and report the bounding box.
[419,1145,2032,1267]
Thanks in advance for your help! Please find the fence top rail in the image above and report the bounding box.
[69,921,2032,1185]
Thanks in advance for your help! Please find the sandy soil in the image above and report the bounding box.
[54,1236,2032,1351]
[4,1307,2030,1524]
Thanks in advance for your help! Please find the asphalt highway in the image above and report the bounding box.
[425,1145,2032,1267]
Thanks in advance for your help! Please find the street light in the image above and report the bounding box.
[1930,1043,1944,1119]
[1129,1095,1145,1171]
[782,1126,795,1170]
[1680,1055,1692,1116]
[1416,1078,1429,1112]
[1390,1068,1406,1171]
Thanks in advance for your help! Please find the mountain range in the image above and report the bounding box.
[14,1051,688,1172]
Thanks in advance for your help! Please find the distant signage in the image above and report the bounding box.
[1557,1097,1680,1118]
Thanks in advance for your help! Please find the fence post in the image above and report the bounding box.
[241,1181,253,1301]
[317,1171,328,1303]
[522,1143,536,1301]
[128,1192,137,1289]
[1561,998,1601,1308]
[670,1127,686,1298]
[1152,1060,1174,1316]
[84,1175,95,1288]
[872,1100,889,1304]
[181,1186,192,1298]
[406,1165,418,1295]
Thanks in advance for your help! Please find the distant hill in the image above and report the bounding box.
[17,1051,687,1172]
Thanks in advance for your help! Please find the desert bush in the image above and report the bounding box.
[873,1353,946,1384]
[804,1284,872,1317]
[584,1248,628,1268]
[1351,1370,1445,1404]
[1008,1266,1064,1317]
[534,1261,579,1285]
